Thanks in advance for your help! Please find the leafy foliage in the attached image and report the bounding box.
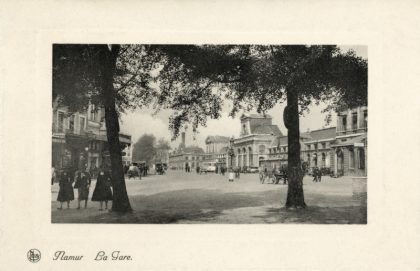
[53,44,156,115]
[132,134,157,164]
[150,45,367,139]
[53,44,367,142]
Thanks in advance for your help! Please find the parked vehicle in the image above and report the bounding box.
[246,166,259,173]
[320,167,331,176]
[155,163,165,175]
[201,162,216,173]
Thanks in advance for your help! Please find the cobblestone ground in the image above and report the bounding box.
[51,171,367,224]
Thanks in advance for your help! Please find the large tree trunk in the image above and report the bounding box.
[99,45,132,213]
[285,87,306,208]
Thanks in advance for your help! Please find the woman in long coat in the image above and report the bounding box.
[74,170,91,209]
[57,170,74,209]
[91,168,113,210]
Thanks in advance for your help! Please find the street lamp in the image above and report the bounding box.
[84,146,89,169]
[228,137,235,170]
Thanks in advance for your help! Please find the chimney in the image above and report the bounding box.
[181,132,186,146]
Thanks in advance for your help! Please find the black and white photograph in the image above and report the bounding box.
[51,44,368,224]
[2,1,420,270]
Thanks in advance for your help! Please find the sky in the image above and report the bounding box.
[120,45,367,150]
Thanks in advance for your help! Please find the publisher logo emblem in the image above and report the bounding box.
[27,249,41,263]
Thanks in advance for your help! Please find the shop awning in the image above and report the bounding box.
[95,134,131,144]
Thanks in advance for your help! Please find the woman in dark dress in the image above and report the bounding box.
[75,170,91,209]
[91,168,113,210]
[57,170,74,209]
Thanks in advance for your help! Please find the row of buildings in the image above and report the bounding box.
[52,100,132,171]
[168,106,367,176]
[52,99,367,177]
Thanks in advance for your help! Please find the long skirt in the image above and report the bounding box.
[78,186,89,200]
[57,184,74,202]
[92,185,113,201]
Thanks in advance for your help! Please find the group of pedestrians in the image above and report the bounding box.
[53,166,113,211]
[312,166,323,182]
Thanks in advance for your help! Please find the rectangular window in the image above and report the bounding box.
[90,104,97,121]
[342,115,347,131]
[57,111,65,132]
[352,112,358,130]
[79,116,86,133]
[363,110,368,128]
[69,114,75,132]
[322,143,326,149]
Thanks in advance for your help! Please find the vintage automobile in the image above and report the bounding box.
[246,166,259,173]
[155,162,165,175]
[200,162,216,173]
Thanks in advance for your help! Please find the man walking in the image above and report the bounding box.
[317,167,322,182]
[312,166,319,182]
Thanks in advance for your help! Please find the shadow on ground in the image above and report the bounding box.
[253,205,367,224]
[52,188,366,224]
[54,188,280,224]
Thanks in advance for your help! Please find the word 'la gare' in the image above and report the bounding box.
[95,251,132,261]
[53,251,132,261]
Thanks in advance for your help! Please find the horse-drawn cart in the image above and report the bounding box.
[259,170,288,184]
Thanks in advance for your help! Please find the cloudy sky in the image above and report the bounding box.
[120,45,367,149]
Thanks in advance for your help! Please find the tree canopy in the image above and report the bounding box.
[132,134,157,164]
[148,45,367,139]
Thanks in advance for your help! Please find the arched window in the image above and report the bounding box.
[248,146,253,166]
[242,148,247,166]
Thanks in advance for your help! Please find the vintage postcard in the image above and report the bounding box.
[1,0,419,270]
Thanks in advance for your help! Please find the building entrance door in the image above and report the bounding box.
[336,149,344,175]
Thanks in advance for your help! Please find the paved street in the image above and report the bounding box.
[51,171,367,224]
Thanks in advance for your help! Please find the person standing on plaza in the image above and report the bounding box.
[57,169,74,209]
[317,167,322,182]
[51,166,56,185]
[144,165,149,176]
[235,166,240,179]
[75,169,91,209]
[281,165,288,185]
[92,167,113,210]
[312,166,319,182]
[228,167,234,182]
